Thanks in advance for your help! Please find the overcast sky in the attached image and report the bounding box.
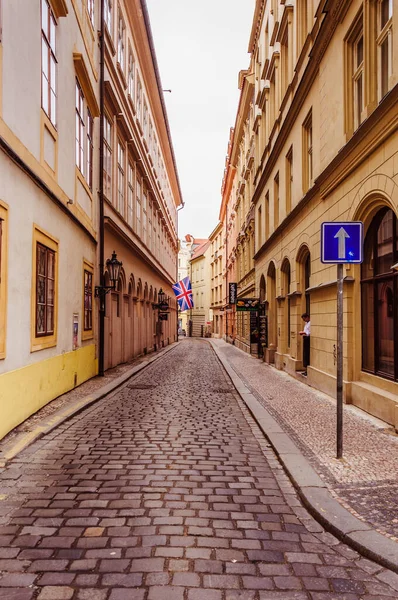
[146,0,255,239]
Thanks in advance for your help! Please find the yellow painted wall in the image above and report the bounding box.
[0,345,97,440]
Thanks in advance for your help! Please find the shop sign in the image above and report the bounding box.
[236,298,260,312]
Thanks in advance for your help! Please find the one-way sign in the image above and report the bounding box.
[321,222,363,264]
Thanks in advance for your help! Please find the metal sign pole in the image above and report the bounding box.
[336,263,344,459]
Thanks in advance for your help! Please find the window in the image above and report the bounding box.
[148,198,152,251]
[265,191,270,240]
[297,0,309,52]
[286,146,293,214]
[76,81,94,189]
[142,186,147,244]
[84,269,93,332]
[361,208,398,380]
[127,161,134,227]
[128,53,135,100]
[0,203,7,359]
[353,29,364,129]
[136,175,141,235]
[117,141,125,216]
[257,206,262,251]
[75,81,85,174]
[117,12,125,71]
[87,110,93,189]
[87,0,94,27]
[378,0,393,100]
[345,13,364,135]
[274,172,279,230]
[302,110,313,192]
[36,243,55,337]
[143,100,148,139]
[103,115,112,200]
[136,75,142,123]
[41,0,57,127]
[104,0,112,33]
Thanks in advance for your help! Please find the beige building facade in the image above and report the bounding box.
[248,0,398,427]
[220,129,238,344]
[0,0,99,439]
[190,240,211,337]
[209,222,224,338]
[231,70,257,354]
[102,0,182,368]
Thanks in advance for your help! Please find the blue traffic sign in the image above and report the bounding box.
[321,222,363,264]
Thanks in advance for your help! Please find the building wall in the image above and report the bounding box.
[190,250,211,337]
[0,0,99,439]
[102,0,182,367]
[250,0,398,427]
[209,223,224,338]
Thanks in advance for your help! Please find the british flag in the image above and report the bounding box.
[172,276,194,311]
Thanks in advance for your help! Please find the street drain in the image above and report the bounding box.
[212,388,232,393]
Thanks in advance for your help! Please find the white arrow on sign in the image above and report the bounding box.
[334,227,350,259]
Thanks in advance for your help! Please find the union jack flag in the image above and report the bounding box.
[172,276,194,311]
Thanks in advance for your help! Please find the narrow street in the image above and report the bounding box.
[0,339,397,600]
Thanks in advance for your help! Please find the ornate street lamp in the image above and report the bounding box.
[95,251,122,297]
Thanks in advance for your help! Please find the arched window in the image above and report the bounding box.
[361,208,398,379]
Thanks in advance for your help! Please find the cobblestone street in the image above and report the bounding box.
[0,339,397,599]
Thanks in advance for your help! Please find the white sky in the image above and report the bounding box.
[146,0,255,239]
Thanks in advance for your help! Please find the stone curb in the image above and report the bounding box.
[0,343,179,464]
[209,339,398,575]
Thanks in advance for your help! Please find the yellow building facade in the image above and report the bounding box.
[209,222,224,338]
[249,0,398,427]
[0,0,99,439]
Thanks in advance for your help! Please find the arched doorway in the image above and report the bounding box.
[281,259,291,353]
[267,262,276,360]
[361,208,398,380]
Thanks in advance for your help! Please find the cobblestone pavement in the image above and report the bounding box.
[0,339,397,599]
[212,339,398,541]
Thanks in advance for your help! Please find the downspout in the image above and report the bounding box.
[98,0,105,376]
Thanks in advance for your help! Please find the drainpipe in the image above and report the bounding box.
[98,0,105,376]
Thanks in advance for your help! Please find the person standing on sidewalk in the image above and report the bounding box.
[299,312,311,376]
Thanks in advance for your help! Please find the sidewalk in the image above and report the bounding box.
[209,339,398,554]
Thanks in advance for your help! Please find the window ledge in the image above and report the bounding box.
[306,276,354,292]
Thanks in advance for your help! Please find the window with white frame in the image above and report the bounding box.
[142,186,147,244]
[103,115,112,200]
[117,141,125,217]
[104,0,112,33]
[128,52,135,100]
[87,0,94,27]
[75,81,85,173]
[302,110,313,192]
[352,27,364,130]
[41,0,57,127]
[127,161,134,228]
[378,0,393,100]
[136,175,141,235]
[143,99,148,139]
[87,109,93,189]
[75,81,94,189]
[136,75,142,123]
[117,12,125,71]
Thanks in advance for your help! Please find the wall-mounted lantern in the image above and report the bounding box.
[95,251,122,297]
